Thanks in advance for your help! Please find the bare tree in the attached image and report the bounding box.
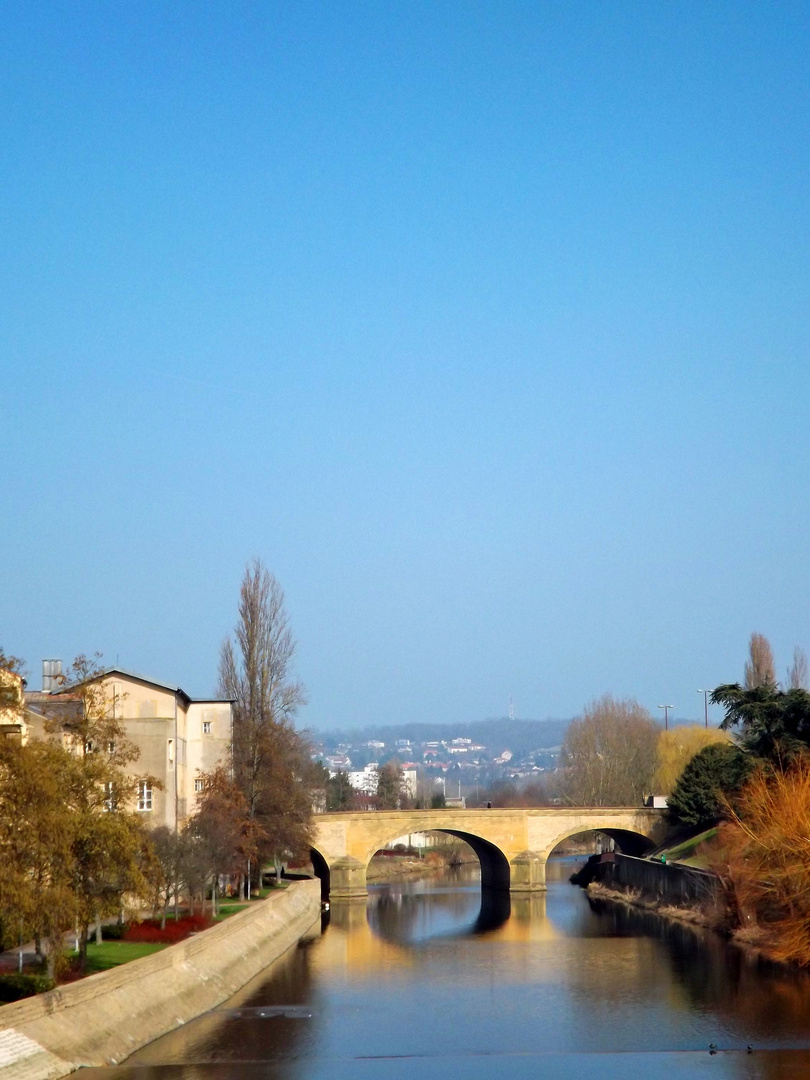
[744,632,776,689]
[218,560,313,885]
[558,694,658,806]
[786,646,809,691]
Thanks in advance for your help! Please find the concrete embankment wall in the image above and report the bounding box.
[0,878,321,1080]
[594,853,719,907]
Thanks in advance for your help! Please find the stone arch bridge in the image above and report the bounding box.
[312,807,670,899]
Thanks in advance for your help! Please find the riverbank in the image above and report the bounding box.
[585,877,810,974]
[586,880,720,929]
[367,853,478,883]
[0,879,320,1080]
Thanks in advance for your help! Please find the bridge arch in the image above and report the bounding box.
[541,823,656,862]
[310,846,331,900]
[371,828,511,891]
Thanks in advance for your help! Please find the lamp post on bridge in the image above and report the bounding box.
[696,689,710,729]
[658,704,674,731]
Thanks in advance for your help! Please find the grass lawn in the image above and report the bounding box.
[214,886,286,920]
[660,827,718,868]
[215,903,249,920]
[69,941,167,974]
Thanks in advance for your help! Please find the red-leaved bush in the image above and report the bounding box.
[123,915,213,944]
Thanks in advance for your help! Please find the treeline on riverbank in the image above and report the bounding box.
[601,636,810,967]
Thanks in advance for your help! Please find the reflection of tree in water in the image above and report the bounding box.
[124,942,317,1069]
[588,898,810,1045]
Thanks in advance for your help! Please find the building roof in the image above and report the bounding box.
[47,667,233,706]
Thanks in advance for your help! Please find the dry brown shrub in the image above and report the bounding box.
[715,755,810,965]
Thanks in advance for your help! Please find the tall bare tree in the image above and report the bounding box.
[786,646,809,691]
[744,632,777,689]
[218,560,313,883]
[558,694,658,806]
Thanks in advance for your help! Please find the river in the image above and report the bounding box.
[86,858,810,1080]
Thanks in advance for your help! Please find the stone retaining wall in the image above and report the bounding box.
[594,853,719,907]
[0,879,321,1080]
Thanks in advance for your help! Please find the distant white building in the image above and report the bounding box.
[401,765,418,798]
[349,762,380,795]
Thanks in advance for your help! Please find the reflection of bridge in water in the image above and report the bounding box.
[312,807,670,899]
[316,879,559,980]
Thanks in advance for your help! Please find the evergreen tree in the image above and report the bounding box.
[712,682,810,763]
[667,742,753,829]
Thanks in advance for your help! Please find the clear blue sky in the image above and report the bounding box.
[2,1,808,729]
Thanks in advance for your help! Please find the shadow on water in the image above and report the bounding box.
[366,864,510,946]
[586,895,810,1042]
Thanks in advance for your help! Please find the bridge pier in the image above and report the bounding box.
[329,856,369,901]
[509,850,547,892]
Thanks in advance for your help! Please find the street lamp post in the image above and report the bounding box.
[658,704,674,731]
[696,689,710,729]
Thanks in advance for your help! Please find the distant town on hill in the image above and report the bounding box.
[316,718,571,757]
[310,718,573,800]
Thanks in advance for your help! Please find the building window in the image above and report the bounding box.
[167,738,174,762]
[202,721,212,734]
[194,778,206,793]
[137,781,153,812]
[104,782,115,812]
[108,740,116,754]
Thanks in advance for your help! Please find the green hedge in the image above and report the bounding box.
[0,973,56,1002]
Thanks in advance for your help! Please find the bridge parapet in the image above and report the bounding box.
[312,807,669,900]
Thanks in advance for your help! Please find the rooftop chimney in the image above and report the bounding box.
[42,659,62,693]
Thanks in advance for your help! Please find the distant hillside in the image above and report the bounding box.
[317,718,571,755]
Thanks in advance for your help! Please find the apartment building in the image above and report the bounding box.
[21,661,233,829]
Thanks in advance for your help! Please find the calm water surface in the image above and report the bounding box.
[87,859,810,1080]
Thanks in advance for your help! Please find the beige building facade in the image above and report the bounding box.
[0,666,26,739]
[21,663,233,829]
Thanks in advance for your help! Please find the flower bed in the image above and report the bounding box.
[123,915,213,944]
